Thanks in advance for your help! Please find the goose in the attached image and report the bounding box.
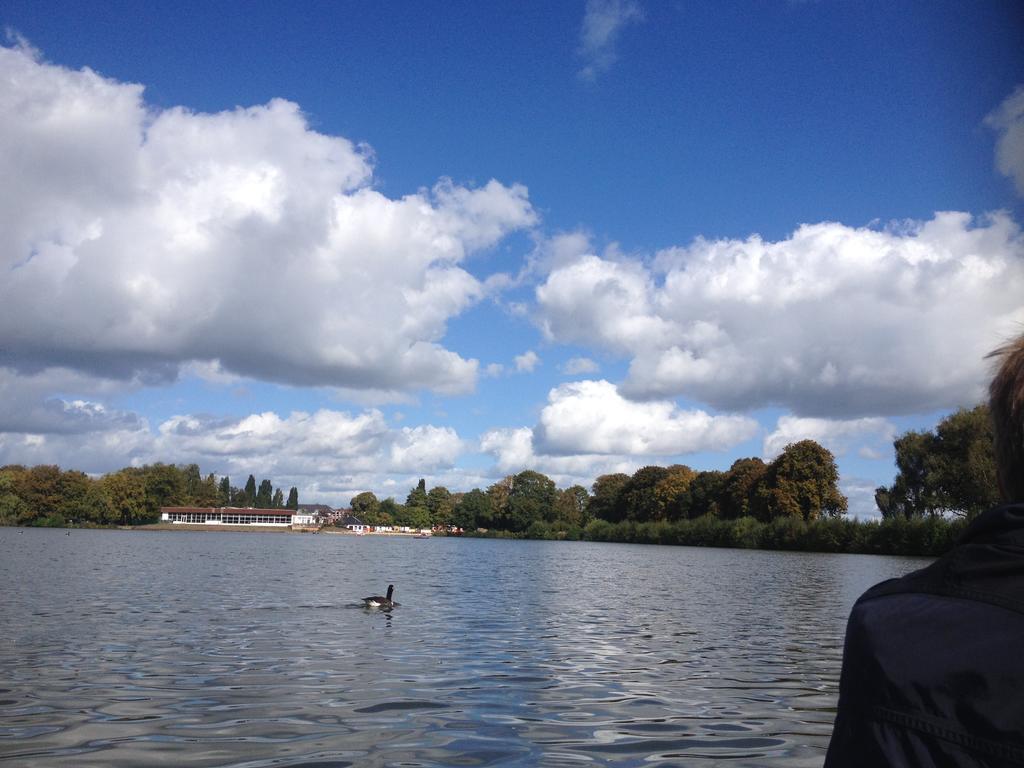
[362,584,395,609]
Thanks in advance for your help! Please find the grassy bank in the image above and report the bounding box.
[468,514,967,558]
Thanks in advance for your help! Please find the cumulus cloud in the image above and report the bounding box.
[514,350,541,373]
[577,0,644,80]
[535,212,1024,416]
[0,43,536,396]
[534,379,758,455]
[762,415,896,460]
[479,426,638,487]
[478,380,756,486]
[0,367,144,435]
[561,356,600,375]
[987,85,1024,197]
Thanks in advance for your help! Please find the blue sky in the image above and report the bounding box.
[1,1,1022,516]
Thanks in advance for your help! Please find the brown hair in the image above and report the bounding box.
[989,332,1024,502]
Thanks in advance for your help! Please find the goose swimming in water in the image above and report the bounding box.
[362,584,395,609]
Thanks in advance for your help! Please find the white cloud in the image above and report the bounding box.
[762,415,896,460]
[535,379,758,455]
[0,43,537,396]
[535,212,1024,416]
[561,357,600,375]
[479,426,637,488]
[987,84,1024,197]
[577,0,644,80]
[514,350,541,373]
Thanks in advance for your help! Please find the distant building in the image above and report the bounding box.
[340,514,367,533]
[296,504,334,524]
[161,506,296,528]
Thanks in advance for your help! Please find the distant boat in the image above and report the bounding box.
[414,533,431,539]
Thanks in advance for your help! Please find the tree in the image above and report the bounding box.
[761,440,847,521]
[16,464,63,524]
[244,475,257,507]
[272,488,284,508]
[617,465,671,522]
[720,458,768,520]
[194,473,220,507]
[685,471,727,519]
[505,470,557,532]
[454,488,491,530]
[554,485,590,528]
[218,476,231,506]
[426,486,454,528]
[654,465,696,521]
[137,464,186,521]
[286,486,299,509]
[379,497,402,525]
[0,468,28,526]
[182,463,202,502]
[590,473,630,523]
[875,405,998,519]
[486,476,514,527]
[101,470,147,525]
[929,406,998,517]
[351,491,379,517]
[406,479,428,509]
[256,479,273,508]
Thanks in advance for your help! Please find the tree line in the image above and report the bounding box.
[348,407,998,557]
[0,463,299,527]
[348,439,848,538]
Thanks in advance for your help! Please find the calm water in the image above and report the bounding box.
[0,527,926,767]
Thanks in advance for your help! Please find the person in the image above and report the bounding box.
[824,334,1024,767]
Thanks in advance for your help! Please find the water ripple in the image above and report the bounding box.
[0,528,926,766]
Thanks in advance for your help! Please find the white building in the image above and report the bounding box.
[161,506,297,527]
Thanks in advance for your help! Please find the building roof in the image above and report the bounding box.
[341,514,364,526]
[161,506,295,516]
[296,504,334,514]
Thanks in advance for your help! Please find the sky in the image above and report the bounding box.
[1,1,1023,518]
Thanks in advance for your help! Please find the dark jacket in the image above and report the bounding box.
[825,503,1024,767]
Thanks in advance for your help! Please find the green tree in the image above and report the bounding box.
[454,488,491,530]
[286,486,299,509]
[243,475,257,506]
[218,475,231,506]
[182,463,202,502]
[137,464,186,521]
[256,479,273,508]
[406,479,428,509]
[590,473,630,523]
[351,491,380,518]
[876,405,998,519]
[0,467,28,525]
[426,486,454,528]
[59,470,106,524]
[16,465,64,525]
[101,470,148,525]
[761,440,847,521]
[720,458,768,520]
[617,465,671,522]
[193,473,220,507]
[486,476,514,528]
[929,405,999,517]
[685,470,727,519]
[379,497,402,525]
[504,470,557,532]
[554,485,590,528]
[272,488,284,508]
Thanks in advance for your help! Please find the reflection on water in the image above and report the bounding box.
[0,528,925,766]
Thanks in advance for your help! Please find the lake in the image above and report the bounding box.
[0,527,926,767]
